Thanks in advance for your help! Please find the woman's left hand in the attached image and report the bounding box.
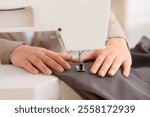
[82,38,132,77]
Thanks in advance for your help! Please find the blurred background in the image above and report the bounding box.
[111,0,150,47]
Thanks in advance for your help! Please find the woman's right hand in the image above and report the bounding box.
[10,45,72,75]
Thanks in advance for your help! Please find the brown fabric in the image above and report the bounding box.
[54,36,150,100]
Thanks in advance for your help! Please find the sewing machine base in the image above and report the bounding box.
[0,65,81,100]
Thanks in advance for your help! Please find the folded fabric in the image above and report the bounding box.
[54,36,150,100]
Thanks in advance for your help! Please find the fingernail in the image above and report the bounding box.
[123,73,129,78]
[59,68,64,73]
[33,69,39,74]
[91,68,97,74]
[67,64,71,70]
[99,70,105,77]
[109,70,115,76]
[71,57,75,60]
[72,57,78,62]
[46,69,52,75]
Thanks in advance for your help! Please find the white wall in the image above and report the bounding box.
[126,0,150,47]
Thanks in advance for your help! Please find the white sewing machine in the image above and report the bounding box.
[0,0,110,99]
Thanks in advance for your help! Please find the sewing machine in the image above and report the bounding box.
[0,0,110,99]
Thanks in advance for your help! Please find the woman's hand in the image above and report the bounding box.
[10,45,71,75]
[82,38,132,77]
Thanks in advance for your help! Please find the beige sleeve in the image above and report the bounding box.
[107,11,126,39]
[0,39,25,64]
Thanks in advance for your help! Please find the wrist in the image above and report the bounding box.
[108,37,127,44]
[106,37,129,49]
[10,44,27,63]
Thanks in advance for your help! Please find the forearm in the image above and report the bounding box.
[0,39,25,64]
[106,11,130,48]
[108,11,126,40]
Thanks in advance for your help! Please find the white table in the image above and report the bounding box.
[0,65,81,100]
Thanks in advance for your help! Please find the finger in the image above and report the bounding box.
[72,57,79,62]
[53,56,71,70]
[90,55,106,74]
[57,53,72,61]
[72,51,96,62]
[45,53,71,70]
[27,56,52,75]
[108,58,122,76]
[21,60,39,74]
[98,54,116,77]
[122,59,132,78]
[45,50,72,61]
[82,51,96,62]
[38,54,65,73]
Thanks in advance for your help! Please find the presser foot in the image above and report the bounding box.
[75,62,85,72]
